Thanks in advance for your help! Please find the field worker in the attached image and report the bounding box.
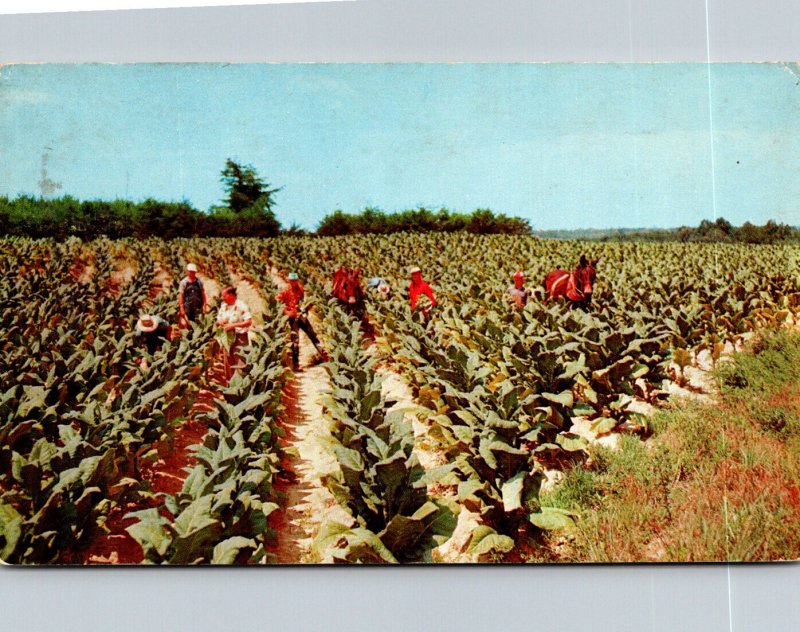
[216,286,252,375]
[506,270,532,310]
[408,266,437,314]
[367,276,392,299]
[278,271,325,371]
[178,263,207,326]
[134,314,171,369]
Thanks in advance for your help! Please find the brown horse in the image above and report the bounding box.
[544,255,599,305]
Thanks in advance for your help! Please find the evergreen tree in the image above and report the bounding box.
[220,159,280,214]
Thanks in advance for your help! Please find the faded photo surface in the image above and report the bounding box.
[1,63,799,565]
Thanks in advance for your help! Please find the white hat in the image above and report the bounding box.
[136,315,158,333]
[409,266,421,275]
[186,263,198,272]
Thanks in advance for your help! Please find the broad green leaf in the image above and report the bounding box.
[556,432,589,453]
[343,528,399,564]
[415,463,459,487]
[313,520,351,557]
[171,520,224,565]
[10,451,24,484]
[18,386,48,417]
[333,444,365,475]
[374,451,408,510]
[173,494,217,537]
[359,389,382,421]
[501,471,527,512]
[126,508,171,558]
[467,525,515,555]
[458,480,486,502]
[429,500,460,547]
[211,536,256,565]
[0,501,23,561]
[590,418,617,435]
[453,410,478,426]
[379,511,430,558]
[57,424,83,459]
[572,402,595,416]
[541,391,574,408]
[234,392,272,416]
[530,507,576,530]
[29,438,57,469]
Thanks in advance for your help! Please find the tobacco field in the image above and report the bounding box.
[1,233,799,564]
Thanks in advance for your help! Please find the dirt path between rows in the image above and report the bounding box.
[111,261,136,290]
[197,272,221,306]
[229,268,267,326]
[70,246,96,285]
[150,261,173,297]
[266,267,354,563]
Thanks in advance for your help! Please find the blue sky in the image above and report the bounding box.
[1,63,799,230]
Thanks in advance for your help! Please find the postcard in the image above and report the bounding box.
[1,63,799,564]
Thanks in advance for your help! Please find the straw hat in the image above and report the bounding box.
[409,266,421,275]
[186,263,198,272]
[136,315,158,333]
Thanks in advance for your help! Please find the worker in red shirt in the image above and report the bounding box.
[277,271,325,371]
[408,266,437,317]
[506,270,532,310]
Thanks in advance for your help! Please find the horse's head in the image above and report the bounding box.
[573,255,599,303]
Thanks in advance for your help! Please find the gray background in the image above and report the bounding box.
[1,1,799,630]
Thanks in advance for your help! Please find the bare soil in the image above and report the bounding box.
[150,262,174,296]
[229,268,267,326]
[198,272,221,305]
[266,267,353,563]
[65,245,96,285]
[111,260,136,289]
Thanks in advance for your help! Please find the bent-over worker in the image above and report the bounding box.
[367,276,392,299]
[134,314,171,369]
[408,266,437,315]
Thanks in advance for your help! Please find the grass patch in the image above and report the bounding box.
[542,329,800,562]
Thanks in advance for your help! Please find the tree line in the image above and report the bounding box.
[0,196,532,240]
[1,159,532,239]
[0,160,281,240]
[316,207,531,236]
[598,217,799,244]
